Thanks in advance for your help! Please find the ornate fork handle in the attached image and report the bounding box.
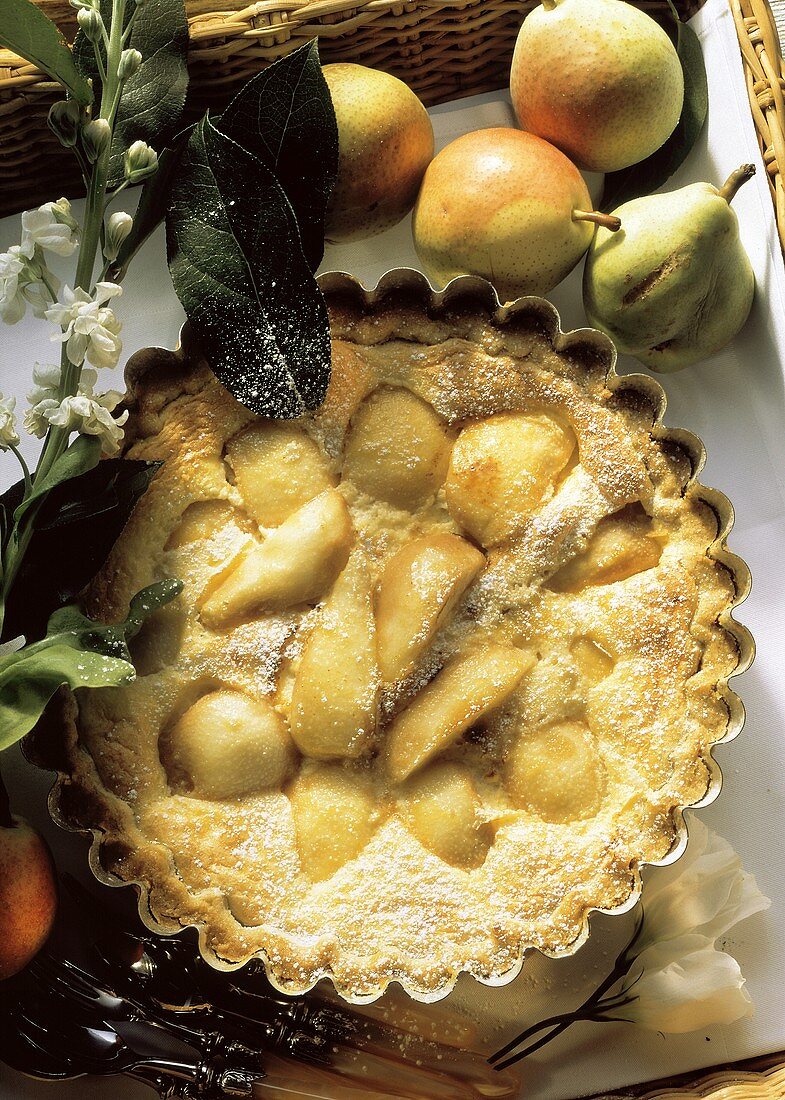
[128,1056,263,1099]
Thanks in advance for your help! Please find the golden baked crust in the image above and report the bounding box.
[53,278,745,1001]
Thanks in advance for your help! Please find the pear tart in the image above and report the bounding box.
[52,274,748,1001]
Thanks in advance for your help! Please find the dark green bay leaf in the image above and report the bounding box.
[0,0,93,105]
[601,16,708,211]
[75,0,188,186]
[0,456,161,644]
[166,114,332,419]
[0,580,181,750]
[216,41,338,271]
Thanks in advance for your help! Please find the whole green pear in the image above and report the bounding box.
[583,166,756,371]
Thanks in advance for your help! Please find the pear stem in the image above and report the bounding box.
[541,0,557,9]
[719,163,756,204]
[574,209,622,232]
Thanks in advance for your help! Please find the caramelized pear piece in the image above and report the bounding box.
[376,534,485,683]
[505,720,605,822]
[445,412,575,546]
[401,763,491,868]
[386,645,533,783]
[290,765,378,881]
[225,421,334,527]
[168,690,295,799]
[200,489,353,628]
[570,635,615,683]
[548,504,662,591]
[290,551,379,760]
[343,387,452,509]
[165,499,237,549]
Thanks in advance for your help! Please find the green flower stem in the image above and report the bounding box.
[489,914,645,1072]
[8,446,31,494]
[0,0,127,640]
[34,0,127,484]
[39,269,59,304]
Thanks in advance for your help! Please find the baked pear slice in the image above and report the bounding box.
[343,387,453,510]
[168,689,295,800]
[548,504,663,591]
[290,550,380,760]
[225,421,334,527]
[199,489,353,628]
[289,765,379,881]
[445,412,575,546]
[376,533,485,683]
[400,763,492,868]
[386,644,533,783]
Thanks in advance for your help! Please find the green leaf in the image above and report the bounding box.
[0,579,181,751]
[215,41,338,272]
[600,15,708,212]
[0,0,93,105]
[0,456,161,644]
[109,129,191,281]
[75,0,188,186]
[166,114,332,419]
[12,435,101,532]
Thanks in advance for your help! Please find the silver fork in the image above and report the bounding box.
[2,942,518,1099]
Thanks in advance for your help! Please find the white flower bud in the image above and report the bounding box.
[104,211,133,262]
[82,118,111,163]
[123,140,158,183]
[49,197,79,234]
[0,245,39,324]
[636,817,771,956]
[0,394,20,450]
[604,943,755,1034]
[118,48,142,81]
[76,6,103,42]
[48,100,81,148]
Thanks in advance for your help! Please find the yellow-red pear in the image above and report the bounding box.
[324,64,434,242]
[412,128,618,300]
[0,815,57,980]
[510,0,684,173]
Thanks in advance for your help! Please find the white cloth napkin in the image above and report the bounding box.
[0,0,782,1095]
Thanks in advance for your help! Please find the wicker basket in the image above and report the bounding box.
[0,0,745,219]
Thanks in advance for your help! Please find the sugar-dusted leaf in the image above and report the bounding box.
[0,580,181,750]
[74,0,188,186]
[216,41,338,271]
[0,457,161,643]
[166,114,331,418]
[0,0,93,105]
[601,14,708,211]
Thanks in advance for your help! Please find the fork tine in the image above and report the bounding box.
[0,1019,78,1080]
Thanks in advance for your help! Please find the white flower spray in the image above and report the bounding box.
[25,364,127,456]
[0,0,158,638]
[45,282,123,370]
[490,818,770,1070]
